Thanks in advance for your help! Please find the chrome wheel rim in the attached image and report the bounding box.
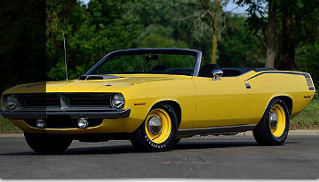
[269,104,286,137]
[269,112,278,130]
[147,116,162,135]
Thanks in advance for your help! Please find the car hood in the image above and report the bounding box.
[3,74,181,94]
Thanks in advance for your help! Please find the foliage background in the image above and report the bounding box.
[0,0,45,94]
[0,0,318,91]
[0,0,318,132]
[45,0,267,81]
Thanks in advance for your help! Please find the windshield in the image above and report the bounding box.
[89,52,197,76]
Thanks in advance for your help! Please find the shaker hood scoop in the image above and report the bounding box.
[78,75,122,80]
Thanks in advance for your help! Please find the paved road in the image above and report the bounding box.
[0,135,318,179]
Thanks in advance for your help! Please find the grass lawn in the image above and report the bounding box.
[0,99,318,134]
[0,116,22,134]
[290,99,319,130]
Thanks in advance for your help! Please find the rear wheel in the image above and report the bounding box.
[131,103,178,152]
[253,98,290,145]
[24,133,72,154]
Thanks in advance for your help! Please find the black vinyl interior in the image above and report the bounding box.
[198,64,220,77]
[198,64,257,77]
[151,65,170,72]
[220,67,253,77]
[149,64,276,77]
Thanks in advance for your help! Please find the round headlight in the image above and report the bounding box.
[111,94,125,109]
[5,95,21,110]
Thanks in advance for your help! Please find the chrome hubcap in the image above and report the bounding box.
[269,112,278,130]
[148,116,162,135]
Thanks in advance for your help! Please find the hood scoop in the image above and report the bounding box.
[79,75,121,80]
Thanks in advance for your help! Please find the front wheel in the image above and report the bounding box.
[173,138,181,146]
[131,103,178,152]
[253,98,290,145]
[24,133,72,154]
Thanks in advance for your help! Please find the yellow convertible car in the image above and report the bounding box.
[0,48,316,154]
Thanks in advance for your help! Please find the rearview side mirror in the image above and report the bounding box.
[212,69,223,81]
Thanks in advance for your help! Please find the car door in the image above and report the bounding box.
[192,75,256,128]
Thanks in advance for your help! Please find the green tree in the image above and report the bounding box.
[0,0,45,93]
[295,42,319,87]
[129,0,218,64]
[130,0,266,67]
[236,0,319,70]
[219,15,265,67]
[46,0,141,80]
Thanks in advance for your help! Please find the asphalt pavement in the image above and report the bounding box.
[0,135,318,179]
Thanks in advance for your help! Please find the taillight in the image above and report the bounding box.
[306,77,315,90]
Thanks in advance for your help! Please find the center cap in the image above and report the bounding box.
[269,112,278,130]
[148,116,162,135]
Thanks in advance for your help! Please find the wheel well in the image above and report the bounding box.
[272,96,293,115]
[151,101,182,126]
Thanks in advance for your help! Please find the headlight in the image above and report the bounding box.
[111,94,125,109]
[4,95,21,110]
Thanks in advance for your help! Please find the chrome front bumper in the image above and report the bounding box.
[0,109,131,120]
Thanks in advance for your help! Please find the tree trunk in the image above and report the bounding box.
[265,0,277,68]
[211,0,219,64]
[278,16,296,70]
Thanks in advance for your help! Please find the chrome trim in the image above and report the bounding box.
[177,124,256,136]
[1,93,119,112]
[147,116,162,135]
[0,108,131,120]
[110,94,125,109]
[193,50,202,77]
[245,83,251,89]
[269,112,278,130]
[212,69,223,81]
[2,95,22,111]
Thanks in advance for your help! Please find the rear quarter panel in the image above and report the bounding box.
[247,71,315,123]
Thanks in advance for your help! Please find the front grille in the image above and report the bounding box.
[13,93,113,109]
[67,93,111,107]
[25,116,103,128]
[23,94,60,107]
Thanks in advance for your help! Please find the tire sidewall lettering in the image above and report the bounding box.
[142,104,177,150]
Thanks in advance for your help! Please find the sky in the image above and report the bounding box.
[78,0,90,5]
[223,2,249,15]
[78,0,248,15]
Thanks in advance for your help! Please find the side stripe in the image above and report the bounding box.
[245,71,310,82]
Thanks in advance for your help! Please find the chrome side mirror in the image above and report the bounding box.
[212,69,223,81]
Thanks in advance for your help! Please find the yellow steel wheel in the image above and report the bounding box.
[131,103,178,151]
[269,104,286,137]
[253,98,290,146]
[144,108,172,144]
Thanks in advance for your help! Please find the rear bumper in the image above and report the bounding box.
[0,109,131,120]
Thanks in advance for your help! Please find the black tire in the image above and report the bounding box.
[253,98,290,146]
[24,133,72,154]
[130,103,178,152]
[173,138,181,146]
